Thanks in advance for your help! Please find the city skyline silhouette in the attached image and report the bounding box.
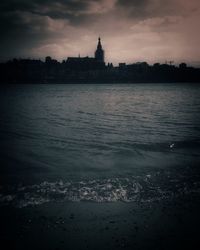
[0,0,200,66]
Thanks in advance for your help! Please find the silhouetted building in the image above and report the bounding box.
[66,56,96,70]
[65,37,105,71]
[45,56,58,64]
[119,63,126,69]
[1,36,200,83]
[45,56,52,63]
[179,62,187,69]
[95,37,104,63]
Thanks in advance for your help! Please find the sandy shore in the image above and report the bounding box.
[0,195,200,250]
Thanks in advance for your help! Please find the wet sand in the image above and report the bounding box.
[0,195,200,250]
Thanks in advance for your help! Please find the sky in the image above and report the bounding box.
[0,0,200,65]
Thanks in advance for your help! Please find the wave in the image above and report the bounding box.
[0,172,200,208]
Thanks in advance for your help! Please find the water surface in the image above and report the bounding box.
[0,83,200,207]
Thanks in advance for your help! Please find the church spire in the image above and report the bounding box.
[95,37,104,63]
[97,37,102,50]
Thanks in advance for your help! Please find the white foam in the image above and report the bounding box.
[0,174,199,208]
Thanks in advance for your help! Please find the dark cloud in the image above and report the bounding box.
[115,0,181,20]
[116,0,149,7]
[0,0,85,11]
[0,0,99,16]
[0,0,200,64]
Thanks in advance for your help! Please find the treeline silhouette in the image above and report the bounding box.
[0,58,200,83]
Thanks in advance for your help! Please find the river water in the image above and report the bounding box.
[0,83,200,207]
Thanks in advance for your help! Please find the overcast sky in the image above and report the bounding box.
[0,0,200,65]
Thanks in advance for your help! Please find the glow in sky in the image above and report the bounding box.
[0,0,200,65]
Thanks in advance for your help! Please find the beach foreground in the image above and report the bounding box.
[1,194,200,250]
